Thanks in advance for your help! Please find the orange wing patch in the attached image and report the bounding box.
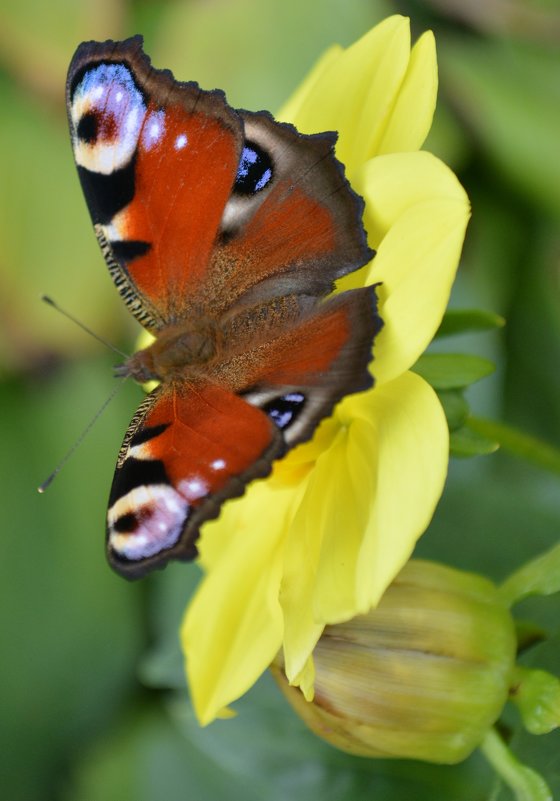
[119,103,241,311]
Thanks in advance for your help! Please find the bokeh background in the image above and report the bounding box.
[1,0,560,799]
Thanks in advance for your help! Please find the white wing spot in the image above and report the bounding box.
[211,458,226,471]
[141,109,166,150]
[179,477,208,501]
[174,133,188,150]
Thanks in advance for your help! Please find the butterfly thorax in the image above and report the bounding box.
[119,320,221,383]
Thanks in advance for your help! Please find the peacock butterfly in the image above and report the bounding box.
[66,36,382,579]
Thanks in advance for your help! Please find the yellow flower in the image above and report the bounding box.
[181,15,470,725]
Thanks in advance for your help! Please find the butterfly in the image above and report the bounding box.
[66,36,382,579]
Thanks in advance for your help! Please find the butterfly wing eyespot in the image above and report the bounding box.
[234,141,274,195]
[262,392,306,430]
[69,62,147,174]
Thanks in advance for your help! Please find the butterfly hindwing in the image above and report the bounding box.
[107,383,283,578]
[234,285,383,448]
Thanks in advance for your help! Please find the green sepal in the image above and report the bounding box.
[511,666,560,735]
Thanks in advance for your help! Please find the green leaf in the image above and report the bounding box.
[413,353,495,390]
[450,425,499,458]
[435,309,505,339]
[437,390,469,432]
[467,418,560,477]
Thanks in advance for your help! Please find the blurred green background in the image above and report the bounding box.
[1,0,559,799]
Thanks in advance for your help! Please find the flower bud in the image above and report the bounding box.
[272,560,517,763]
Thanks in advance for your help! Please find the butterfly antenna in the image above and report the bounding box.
[42,295,129,359]
[37,377,128,493]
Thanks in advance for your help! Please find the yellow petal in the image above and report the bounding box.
[354,376,448,612]
[181,483,292,725]
[313,371,448,622]
[294,406,378,625]
[195,477,272,572]
[278,16,414,172]
[291,655,316,702]
[279,460,330,683]
[280,412,378,658]
[357,151,470,384]
[376,31,437,155]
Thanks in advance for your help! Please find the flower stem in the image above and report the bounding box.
[480,729,552,801]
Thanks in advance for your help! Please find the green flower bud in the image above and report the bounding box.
[272,560,517,763]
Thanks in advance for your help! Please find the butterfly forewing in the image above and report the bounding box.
[67,37,243,328]
[213,110,374,310]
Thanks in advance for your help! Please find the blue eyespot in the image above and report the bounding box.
[234,142,273,195]
[264,392,305,429]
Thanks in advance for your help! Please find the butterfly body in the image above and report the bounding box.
[117,317,221,382]
[67,36,382,578]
